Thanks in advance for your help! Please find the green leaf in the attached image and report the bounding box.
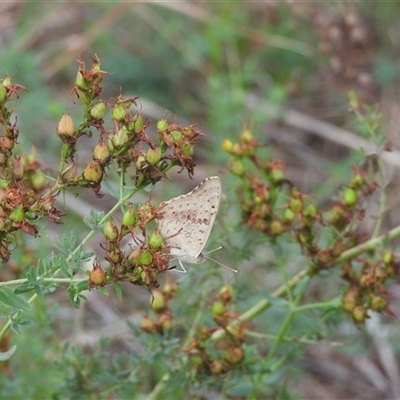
[53,254,70,277]
[37,258,47,276]
[14,283,35,294]
[76,279,89,292]
[293,275,311,297]
[83,210,105,230]
[114,282,123,302]
[98,286,109,296]
[0,287,31,311]
[26,266,37,284]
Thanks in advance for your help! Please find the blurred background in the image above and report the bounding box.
[1,2,400,399]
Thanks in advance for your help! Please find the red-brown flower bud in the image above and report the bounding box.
[57,113,76,138]
[89,265,106,287]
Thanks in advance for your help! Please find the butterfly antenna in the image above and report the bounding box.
[204,255,241,274]
[204,246,223,255]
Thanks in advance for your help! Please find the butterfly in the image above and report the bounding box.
[156,176,221,272]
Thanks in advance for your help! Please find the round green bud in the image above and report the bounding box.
[112,104,127,122]
[146,147,161,165]
[103,220,118,241]
[122,208,138,227]
[93,141,111,163]
[9,205,24,223]
[211,301,226,315]
[231,160,245,176]
[343,188,357,206]
[156,119,168,132]
[112,127,130,148]
[83,161,103,182]
[139,250,153,266]
[170,130,182,142]
[182,142,193,157]
[150,290,166,313]
[148,231,164,249]
[133,115,143,133]
[89,101,106,120]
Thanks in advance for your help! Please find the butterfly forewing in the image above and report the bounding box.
[156,177,221,263]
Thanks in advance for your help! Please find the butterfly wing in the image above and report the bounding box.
[156,177,221,263]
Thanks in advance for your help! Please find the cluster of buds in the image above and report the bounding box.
[57,58,205,199]
[183,286,246,376]
[0,57,208,270]
[0,76,64,262]
[223,131,377,261]
[341,251,398,322]
[88,202,172,289]
[222,129,400,324]
[140,282,178,334]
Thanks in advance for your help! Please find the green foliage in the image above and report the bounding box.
[0,2,399,399]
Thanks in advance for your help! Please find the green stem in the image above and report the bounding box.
[145,292,209,400]
[0,277,86,287]
[0,185,140,342]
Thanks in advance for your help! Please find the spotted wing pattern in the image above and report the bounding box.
[156,176,221,263]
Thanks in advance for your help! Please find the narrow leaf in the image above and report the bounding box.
[0,287,31,310]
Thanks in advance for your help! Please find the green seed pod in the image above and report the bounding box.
[170,130,182,142]
[352,305,367,322]
[133,115,143,133]
[112,127,130,148]
[0,84,7,102]
[139,250,153,266]
[343,188,357,206]
[122,208,138,228]
[146,147,161,165]
[93,141,111,163]
[75,70,87,90]
[231,160,244,176]
[83,161,103,182]
[270,220,283,235]
[31,173,47,191]
[112,103,127,122]
[148,230,164,249]
[151,290,166,313]
[89,101,106,120]
[304,203,317,217]
[156,119,168,132]
[240,129,253,143]
[211,301,226,316]
[283,208,295,221]
[370,294,387,312]
[103,220,118,241]
[2,77,12,88]
[270,169,284,183]
[182,142,193,157]
[10,205,24,223]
